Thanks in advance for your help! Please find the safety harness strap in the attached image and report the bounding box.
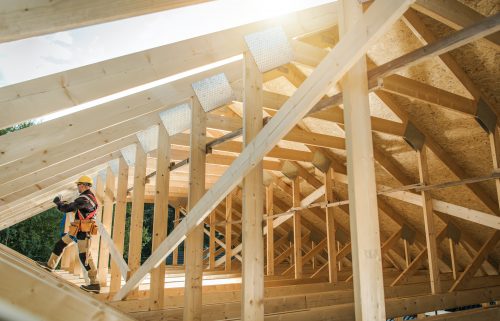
[77,193,98,221]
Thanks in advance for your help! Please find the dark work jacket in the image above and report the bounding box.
[55,189,98,221]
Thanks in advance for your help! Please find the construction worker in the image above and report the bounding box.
[39,175,101,293]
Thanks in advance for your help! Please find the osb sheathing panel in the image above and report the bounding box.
[418,6,500,104]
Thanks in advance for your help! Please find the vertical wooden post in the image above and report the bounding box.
[183,98,206,321]
[340,1,385,319]
[489,127,500,207]
[241,50,264,321]
[417,146,442,294]
[73,244,82,276]
[127,144,147,296]
[449,238,457,280]
[325,167,338,283]
[150,125,171,310]
[225,193,233,272]
[292,177,302,279]
[209,211,216,269]
[98,166,115,286]
[266,184,274,276]
[110,156,129,293]
[60,213,71,270]
[172,206,181,266]
[90,175,104,265]
[404,239,410,268]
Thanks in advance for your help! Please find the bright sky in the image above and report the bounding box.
[0,0,334,122]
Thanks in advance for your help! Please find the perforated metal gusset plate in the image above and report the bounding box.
[121,144,137,166]
[137,125,159,153]
[191,73,234,112]
[244,26,293,73]
[159,103,191,136]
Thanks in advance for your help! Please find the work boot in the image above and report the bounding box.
[80,283,100,294]
[37,253,59,272]
[37,261,54,272]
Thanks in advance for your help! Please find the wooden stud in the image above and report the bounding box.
[172,206,181,266]
[339,0,387,319]
[183,98,206,321]
[91,175,105,266]
[266,184,275,276]
[149,125,170,310]
[403,239,410,268]
[110,157,129,293]
[241,50,264,321]
[209,210,216,270]
[98,167,115,286]
[127,144,147,297]
[417,146,442,294]
[60,212,72,270]
[225,193,233,272]
[292,177,303,279]
[325,167,338,283]
[449,238,458,280]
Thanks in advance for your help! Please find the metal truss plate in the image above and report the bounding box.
[244,26,293,73]
[159,103,191,136]
[192,73,234,112]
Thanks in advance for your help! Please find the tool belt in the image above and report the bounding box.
[68,220,98,236]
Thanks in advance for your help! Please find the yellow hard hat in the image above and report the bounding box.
[76,175,93,186]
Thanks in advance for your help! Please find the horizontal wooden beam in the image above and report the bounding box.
[0,3,338,129]
[0,0,212,43]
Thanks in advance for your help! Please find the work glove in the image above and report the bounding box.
[53,195,62,204]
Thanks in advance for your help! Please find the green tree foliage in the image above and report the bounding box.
[0,208,62,261]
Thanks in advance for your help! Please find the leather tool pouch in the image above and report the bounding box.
[68,222,80,236]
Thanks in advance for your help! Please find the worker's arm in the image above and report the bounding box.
[53,197,91,213]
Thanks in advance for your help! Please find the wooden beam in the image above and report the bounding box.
[0,0,211,43]
[292,177,303,279]
[149,125,170,310]
[368,12,500,81]
[382,187,500,230]
[402,7,500,120]
[449,231,500,291]
[183,98,206,320]
[126,144,147,297]
[417,146,442,294]
[412,0,500,50]
[449,238,458,280]
[90,174,104,268]
[0,244,137,321]
[225,193,233,272]
[0,61,238,167]
[0,3,337,129]
[381,74,477,116]
[209,210,216,270]
[172,206,181,266]
[110,157,129,293]
[339,0,389,319]
[98,167,115,286]
[391,227,448,286]
[325,168,338,283]
[0,130,139,191]
[113,0,414,300]
[241,50,264,321]
[266,184,274,276]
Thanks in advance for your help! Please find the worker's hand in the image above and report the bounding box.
[53,195,61,204]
